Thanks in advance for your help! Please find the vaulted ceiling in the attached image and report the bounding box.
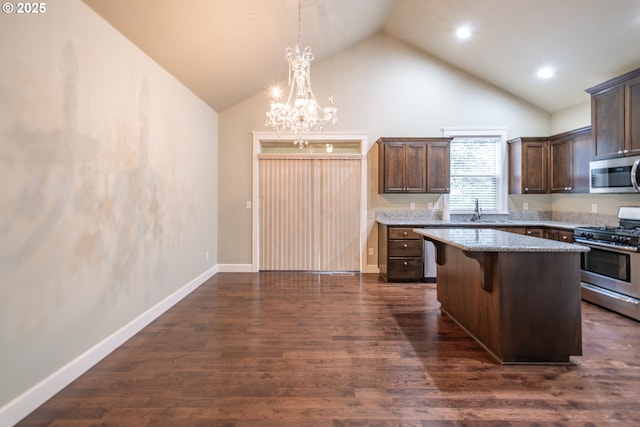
[83,0,640,113]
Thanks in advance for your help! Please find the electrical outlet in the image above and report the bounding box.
[428,202,434,209]
[246,201,252,209]
[368,247,374,256]
[592,203,598,213]
[523,202,529,211]
[205,251,209,261]
[410,202,415,210]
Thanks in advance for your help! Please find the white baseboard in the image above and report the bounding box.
[216,263,254,272]
[217,264,379,274]
[0,265,218,427]
[365,264,381,274]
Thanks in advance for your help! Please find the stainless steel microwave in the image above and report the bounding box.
[589,156,640,193]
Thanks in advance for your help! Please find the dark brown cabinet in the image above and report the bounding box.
[508,137,548,194]
[524,227,545,238]
[508,227,545,237]
[586,68,640,160]
[544,228,574,243]
[545,228,559,241]
[378,137,452,194]
[379,140,427,192]
[378,224,423,282]
[549,126,591,193]
[426,141,450,193]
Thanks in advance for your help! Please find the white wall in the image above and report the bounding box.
[551,100,590,134]
[0,0,218,416]
[219,33,551,266]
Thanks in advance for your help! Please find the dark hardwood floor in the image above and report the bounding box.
[17,272,640,426]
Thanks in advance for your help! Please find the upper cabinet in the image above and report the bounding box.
[586,68,640,160]
[508,137,548,194]
[378,137,452,194]
[549,126,591,193]
[426,140,451,193]
[508,127,591,195]
[378,139,427,192]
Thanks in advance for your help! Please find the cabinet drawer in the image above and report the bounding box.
[389,228,421,239]
[388,240,422,257]
[388,258,423,279]
[525,228,545,238]
[558,230,574,243]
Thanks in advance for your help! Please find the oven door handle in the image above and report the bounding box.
[632,159,640,192]
[582,283,640,305]
[574,238,639,252]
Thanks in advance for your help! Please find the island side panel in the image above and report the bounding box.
[498,252,582,363]
[436,244,502,360]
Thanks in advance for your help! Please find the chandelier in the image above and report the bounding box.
[265,0,337,147]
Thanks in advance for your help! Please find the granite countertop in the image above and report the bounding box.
[413,228,590,253]
[377,218,581,229]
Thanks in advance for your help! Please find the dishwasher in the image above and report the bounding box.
[423,240,437,283]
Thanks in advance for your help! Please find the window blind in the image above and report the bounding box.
[449,137,501,212]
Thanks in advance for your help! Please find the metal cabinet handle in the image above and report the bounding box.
[524,187,529,192]
[624,149,630,154]
[562,235,568,240]
[403,244,408,248]
[619,150,624,155]
[632,159,640,191]
[403,261,408,266]
[403,231,408,236]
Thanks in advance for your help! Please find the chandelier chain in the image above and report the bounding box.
[297,0,302,48]
[264,0,337,147]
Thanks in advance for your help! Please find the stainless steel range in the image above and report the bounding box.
[574,206,640,321]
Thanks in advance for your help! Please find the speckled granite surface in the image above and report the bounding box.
[413,228,589,252]
[375,209,618,228]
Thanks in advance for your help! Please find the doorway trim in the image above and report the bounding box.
[251,131,369,272]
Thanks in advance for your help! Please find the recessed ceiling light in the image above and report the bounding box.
[456,26,471,40]
[537,67,554,79]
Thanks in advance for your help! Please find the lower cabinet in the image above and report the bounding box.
[378,224,424,282]
[500,227,544,237]
[501,226,573,241]
[378,224,574,283]
[545,228,574,243]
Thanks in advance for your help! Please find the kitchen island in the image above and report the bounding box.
[413,228,590,365]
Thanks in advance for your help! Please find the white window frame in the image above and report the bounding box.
[442,127,509,215]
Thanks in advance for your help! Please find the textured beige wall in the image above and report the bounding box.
[0,0,218,407]
[551,100,590,134]
[219,33,552,266]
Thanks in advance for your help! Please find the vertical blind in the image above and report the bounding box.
[449,137,501,212]
[259,157,360,271]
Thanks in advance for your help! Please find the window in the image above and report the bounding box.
[443,128,508,214]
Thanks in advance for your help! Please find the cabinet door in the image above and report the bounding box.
[403,143,427,192]
[545,228,560,241]
[427,142,450,193]
[558,230,574,243]
[572,129,591,192]
[626,76,640,156]
[525,228,545,238]
[522,141,548,193]
[592,85,625,159]
[550,138,572,192]
[383,144,407,192]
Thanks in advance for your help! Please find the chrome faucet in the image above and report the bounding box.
[471,198,483,221]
